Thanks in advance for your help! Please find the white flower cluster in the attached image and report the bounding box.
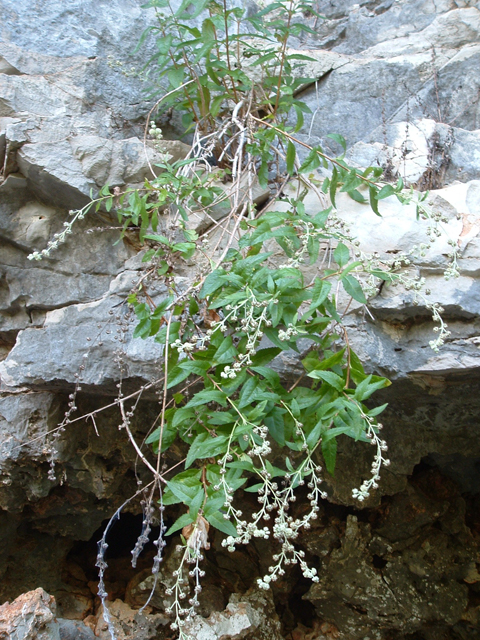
[428,302,450,352]
[28,208,89,261]
[171,289,272,379]
[278,323,298,341]
[149,122,172,163]
[415,199,460,280]
[221,419,327,590]
[172,338,197,353]
[165,532,206,639]
[107,54,141,78]
[255,458,325,588]
[444,239,460,281]
[250,425,272,457]
[221,362,242,379]
[352,419,390,502]
[355,243,453,352]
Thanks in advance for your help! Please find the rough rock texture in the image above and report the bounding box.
[183,588,283,640]
[0,588,60,640]
[0,0,480,639]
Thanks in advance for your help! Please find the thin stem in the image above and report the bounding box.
[273,0,295,115]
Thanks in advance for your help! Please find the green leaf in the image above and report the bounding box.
[329,167,338,207]
[172,407,196,428]
[340,260,363,277]
[155,321,181,344]
[342,275,368,304]
[205,511,238,537]
[203,494,226,515]
[166,479,202,504]
[201,18,216,42]
[165,513,195,536]
[185,389,227,408]
[306,421,323,450]
[333,242,349,268]
[246,399,268,422]
[307,370,345,392]
[369,186,380,215]
[244,482,264,493]
[172,242,196,258]
[322,437,337,476]
[189,488,205,520]
[201,270,228,296]
[286,140,296,176]
[250,348,281,366]
[227,459,255,472]
[303,348,345,373]
[133,317,151,339]
[298,147,321,174]
[167,366,191,389]
[214,336,237,364]
[210,94,225,117]
[167,67,185,89]
[177,0,210,19]
[265,407,285,445]
[185,432,230,468]
[208,411,236,425]
[354,375,390,401]
[340,169,363,193]
[151,296,174,318]
[293,104,304,132]
[265,326,298,351]
[238,377,258,408]
[133,303,150,320]
[309,279,331,310]
[178,359,211,376]
[144,233,171,246]
[250,366,281,388]
[326,133,346,152]
[377,184,395,200]
[367,403,389,417]
[348,188,366,203]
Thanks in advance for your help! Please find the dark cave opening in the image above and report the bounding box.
[65,512,162,595]
[27,455,480,638]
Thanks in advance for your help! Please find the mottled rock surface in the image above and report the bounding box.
[0,588,60,640]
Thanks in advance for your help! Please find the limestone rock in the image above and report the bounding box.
[57,618,96,640]
[184,587,283,640]
[70,136,191,189]
[306,473,476,638]
[0,392,60,511]
[0,267,166,390]
[0,588,60,640]
[94,600,168,640]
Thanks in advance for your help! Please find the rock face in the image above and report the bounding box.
[1,1,480,640]
[0,588,60,640]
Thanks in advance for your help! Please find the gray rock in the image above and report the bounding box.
[94,600,169,640]
[184,587,283,640]
[361,7,480,57]
[393,43,480,132]
[293,54,432,153]
[71,136,191,188]
[0,588,60,640]
[448,126,480,183]
[329,0,467,54]
[347,119,480,187]
[306,509,473,639]
[0,268,166,390]
[58,618,96,640]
